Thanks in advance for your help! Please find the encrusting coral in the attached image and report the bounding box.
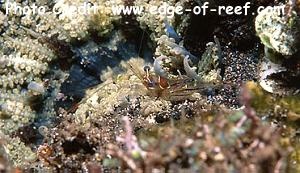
[0,134,36,168]
[0,1,69,131]
[0,89,35,135]
[135,0,191,41]
[74,58,172,126]
[2,0,122,42]
[0,0,299,171]
[134,0,175,40]
[0,34,57,134]
[40,0,122,42]
[0,0,125,135]
[104,85,291,172]
[0,0,125,168]
[0,11,7,33]
[154,34,222,84]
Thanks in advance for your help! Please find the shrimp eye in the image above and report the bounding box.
[143,65,151,72]
[147,81,155,88]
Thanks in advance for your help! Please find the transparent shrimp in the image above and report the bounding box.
[126,61,210,101]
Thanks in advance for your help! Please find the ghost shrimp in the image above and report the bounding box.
[127,57,211,101]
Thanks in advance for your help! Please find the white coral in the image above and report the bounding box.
[0,18,58,134]
[0,11,8,32]
[34,0,122,42]
[0,36,56,89]
[135,0,176,40]
[2,136,36,167]
[4,37,56,62]
[0,90,36,134]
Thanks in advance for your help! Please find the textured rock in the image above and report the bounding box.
[255,5,299,56]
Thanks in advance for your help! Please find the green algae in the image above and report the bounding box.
[246,82,300,115]
[245,81,300,172]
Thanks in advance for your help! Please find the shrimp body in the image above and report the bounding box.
[127,62,204,101]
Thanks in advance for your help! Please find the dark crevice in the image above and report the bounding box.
[62,134,95,155]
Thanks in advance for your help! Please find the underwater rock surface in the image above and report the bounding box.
[0,0,300,172]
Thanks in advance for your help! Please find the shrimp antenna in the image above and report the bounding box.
[126,61,145,82]
[137,30,145,57]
